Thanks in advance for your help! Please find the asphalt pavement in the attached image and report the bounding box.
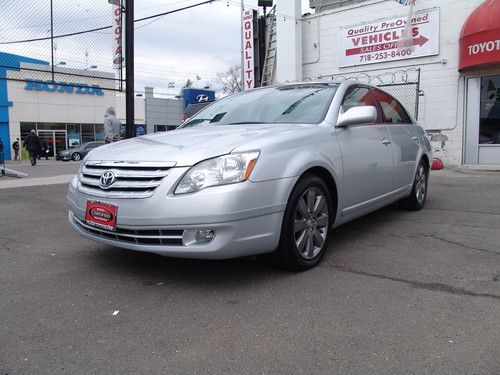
[0,169,499,374]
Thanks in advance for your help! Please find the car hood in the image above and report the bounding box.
[87,124,316,166]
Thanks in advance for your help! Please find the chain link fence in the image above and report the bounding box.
[0,0,122,91]
[313,68,422,120]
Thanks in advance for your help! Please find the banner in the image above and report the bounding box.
[242,9,255,90]
[338,8,439,68]
[110,0,123,70]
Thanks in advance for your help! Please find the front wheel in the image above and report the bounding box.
[71,152,81,161]
[400,160,428,210]
[273,175,333,271]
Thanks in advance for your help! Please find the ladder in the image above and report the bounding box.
[261,8,277,86]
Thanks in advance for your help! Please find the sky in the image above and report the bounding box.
[0,0,313,97]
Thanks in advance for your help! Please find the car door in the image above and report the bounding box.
[335,85,394,213]
[373,88,419,190]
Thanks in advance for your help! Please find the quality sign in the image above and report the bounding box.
[242,9,255,90]
[338,8,439,68]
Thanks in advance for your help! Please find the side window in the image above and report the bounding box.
[372,89,412,124]
[341,86,381,123]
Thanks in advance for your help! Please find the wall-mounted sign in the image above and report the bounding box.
[242,9,255,90]
[338,8,439,68]
[25,79,105,95]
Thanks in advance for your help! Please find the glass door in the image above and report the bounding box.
[478,75,500,164]
[36,130,67,158]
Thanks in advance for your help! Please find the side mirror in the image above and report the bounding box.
[336,106,378,127]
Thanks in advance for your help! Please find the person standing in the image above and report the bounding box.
[12,138,20,162]
[23,130,41,166]
[103,106,122,143]
[40,139,49,160]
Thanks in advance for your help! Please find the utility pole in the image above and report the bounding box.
[125,0,135,138]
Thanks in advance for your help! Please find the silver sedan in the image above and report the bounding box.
[67,81,432,270]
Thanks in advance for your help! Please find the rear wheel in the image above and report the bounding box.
[400,160,428,210]
[273,175,333,271]
[72,152,82,161]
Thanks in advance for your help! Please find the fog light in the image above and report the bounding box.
[182,229,215,246]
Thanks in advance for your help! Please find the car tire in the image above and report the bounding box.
[400,160,428,211]
[72,152,82,161]
[273,174,333,271]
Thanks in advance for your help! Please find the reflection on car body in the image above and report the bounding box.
[68,81,432,270]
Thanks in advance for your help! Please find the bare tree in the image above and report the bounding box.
[214,64,242,95]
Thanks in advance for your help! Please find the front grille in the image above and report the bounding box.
[73,215,184,246]
[78,160,175,199]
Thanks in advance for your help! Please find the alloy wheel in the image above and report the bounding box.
[415,164,426,204]
[293,187,329,260]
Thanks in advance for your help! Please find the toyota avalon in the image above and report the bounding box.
[67,81,432,270]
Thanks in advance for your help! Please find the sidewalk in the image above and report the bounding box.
[1,159,80,189]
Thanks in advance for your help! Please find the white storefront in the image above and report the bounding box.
[275,0,500,166]
[2,56,144,160]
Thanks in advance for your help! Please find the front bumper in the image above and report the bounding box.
[67,170,296,259]
[57,154,71,161]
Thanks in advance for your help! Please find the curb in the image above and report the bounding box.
[0,174,74,189]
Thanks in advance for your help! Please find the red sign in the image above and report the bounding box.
[85,201,118,231]
[459,29,500,71]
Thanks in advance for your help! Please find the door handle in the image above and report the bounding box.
[382,139,392,145]
[412,136,419,143]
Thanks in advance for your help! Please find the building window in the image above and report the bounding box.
[95,124,105,140]
[81,123,95,143]
[480,76,500,144]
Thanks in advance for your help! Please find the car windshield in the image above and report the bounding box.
[182,84,338,128]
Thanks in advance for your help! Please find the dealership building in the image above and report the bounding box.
[0,52,189,160]
[275,0,500,165]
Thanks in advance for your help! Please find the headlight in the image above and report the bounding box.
[175,151,260,194]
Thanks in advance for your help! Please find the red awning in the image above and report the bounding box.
[459,0,500,71]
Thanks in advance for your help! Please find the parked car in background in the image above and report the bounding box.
[57,141,105,161]
[68,81,432,270]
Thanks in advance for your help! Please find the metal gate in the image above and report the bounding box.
[312,68,422,120]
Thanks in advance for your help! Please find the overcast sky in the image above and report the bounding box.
[0,0,313,96]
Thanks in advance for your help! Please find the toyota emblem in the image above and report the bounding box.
[99,171,116,188]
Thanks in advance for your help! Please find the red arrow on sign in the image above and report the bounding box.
[346,35,429,56]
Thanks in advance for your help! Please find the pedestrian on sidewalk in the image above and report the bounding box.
[23,130,41,166]
[104,106,122,143]
[12,138,20,162]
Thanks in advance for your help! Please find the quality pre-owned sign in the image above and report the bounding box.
[339,8,439,68]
